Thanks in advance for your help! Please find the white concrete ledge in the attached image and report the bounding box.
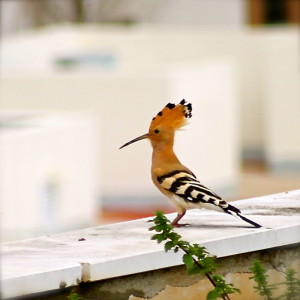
[1,190,300,299]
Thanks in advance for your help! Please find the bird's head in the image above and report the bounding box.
[119,99,192,149]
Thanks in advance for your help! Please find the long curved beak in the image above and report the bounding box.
[119,133,149,149]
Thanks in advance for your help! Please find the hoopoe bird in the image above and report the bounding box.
[120,100,262,228]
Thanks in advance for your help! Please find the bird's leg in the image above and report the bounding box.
[171,210,189,227]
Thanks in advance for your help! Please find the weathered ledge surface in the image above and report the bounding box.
[1,190,300,299]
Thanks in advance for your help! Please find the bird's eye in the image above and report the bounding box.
[154,129,160,134]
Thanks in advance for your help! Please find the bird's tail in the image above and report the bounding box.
[224,204,262,228]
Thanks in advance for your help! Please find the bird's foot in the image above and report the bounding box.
[171,212,187,227]
[172,222,191,228]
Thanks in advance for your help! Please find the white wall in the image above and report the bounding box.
[97,0,246,28]
[1,25,299,214]
[169,61,239,189]
[0,62,238,201]
[1,0,247,35]
[264,30,300,171]
[0,113,98,241]
[2,25,298,163]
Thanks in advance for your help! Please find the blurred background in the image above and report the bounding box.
[1,0,299,242]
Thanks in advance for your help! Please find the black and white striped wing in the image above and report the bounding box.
[157,170,262,228]
[157,170,236,212]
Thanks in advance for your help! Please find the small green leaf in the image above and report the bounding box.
[250,260,274,299]
[283,268,300,300]
[206,289,219,300]
[168,232,181,240]
[153,224,164,232]
[186,263,202,275]
[164,241,174,252]
[200,257,217,274]
[183,253,195,270]
[151,234,165,243]
[149,211,240,300]
[66,293,83,300]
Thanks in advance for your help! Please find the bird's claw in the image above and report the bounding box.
[172,223,191,228]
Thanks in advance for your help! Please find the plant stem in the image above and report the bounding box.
[181,247,230,300]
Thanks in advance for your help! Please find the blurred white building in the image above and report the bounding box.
[1,0,246,35]
[0,1,299,241]
[1,24,299,192]
[0,112,99,241]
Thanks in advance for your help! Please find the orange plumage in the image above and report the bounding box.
[120,100,261,228]
[149,100,192,132]
[119,99,191,150]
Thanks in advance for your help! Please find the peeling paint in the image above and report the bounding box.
[81,262,90,282]
[10,245,299,300]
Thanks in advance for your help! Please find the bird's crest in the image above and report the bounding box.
[149,99,192,132]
